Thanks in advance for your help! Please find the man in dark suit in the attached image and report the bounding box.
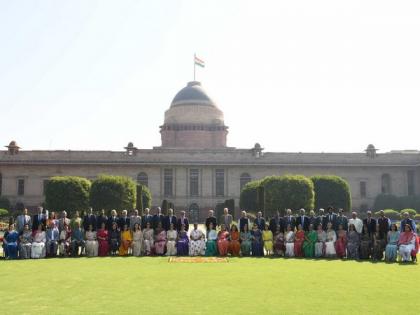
[118,210,130,230]
[107,209,119,231]
[152,207,164,229]
[323,206,337,231]
[238,211,251,232]
[177,210,189,231]
[254,211,266,230]
[96,209,108,230]
[296,208,309,231]
[141,208,153,230]
[316,208,326,230]
[83,208,97,231]
[205,210,217,233]
[336,208,348,231]
[269,210,284,234]
[164,208,177,231]
[32,206,46,231]
[363,210,376,235]
[400,211,416,233]
[283,209,296,230]
[377,210,390,238]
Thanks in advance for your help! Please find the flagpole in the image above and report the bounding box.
[193,53,196,81]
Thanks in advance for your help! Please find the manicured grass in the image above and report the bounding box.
[0,257,419,314]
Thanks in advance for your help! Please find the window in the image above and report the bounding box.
[189,169,199,196]
[240,173,251,191]
[360,181,367,199]
[43,179,50,196]
[17,178,25,196]
[381,174,391,194]
[164,169,173,197]
[137,172,148,187]
[407,170,415,196]
[215,169,225,197]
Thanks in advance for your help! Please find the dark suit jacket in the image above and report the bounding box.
[32,214,46,230]
[164,215,177,231]
[400,218,415,233]
[363,218,377,235]
[141,215,153,229]
[296,215,310,231]
[323,213,337,230]
[118,216,130,230]
[377,217,390,238]
[269,216,284,234]
[308,216,318,229]
[83,214,97,231]
[96,215,108,230]
[254,217,266,230]
[336,215,348,231]
[283,216,296,230]
[205,216,217,231]
[152,214,165,229]
[107,216,119,230]
[177,217,189,231]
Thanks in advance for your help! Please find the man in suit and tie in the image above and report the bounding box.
[296,208,309,231]
[336,208,348,231]
[32,206,46,231]
[83,208,97,231]
[164,208,177,231]
[58,211,71,232]
[283,209,296,231]
[323,206,337,231]
[152,207,164,229]
[177,210,189,231]
[16,208,32,232]
[96,209,108,230]
[363,210,376,235]
[118,210,130,230]
[141,208,153,230]
[130,209,142,231]
[238,211,251,232]
[316,208,326,230]
[107,209,119,231]
[255,211,266,230]
[221,208,233,231]
[269,210,284,234]
[377,210,391,238]
[205,210,217,234]
[400,211,416,233]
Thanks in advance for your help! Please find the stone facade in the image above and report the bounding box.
[1,81,419,220]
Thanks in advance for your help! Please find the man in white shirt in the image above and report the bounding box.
[348,211,363,234]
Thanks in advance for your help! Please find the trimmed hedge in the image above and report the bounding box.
[239,180,261,212]
[374,209,401,220]
[136,184,152,212]
[0,208,8,217]
[0,196,11,210]
[45,176,91,213]
[262,175,315,217]
[400,208,417,216]
[311,175,351,211]
[90,175,136,211]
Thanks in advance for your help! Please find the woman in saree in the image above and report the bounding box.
[239,224,252,256]
[325,222,337,258]
[19,224,32,259]
[360,223,372,260]
[251,224,264,257]
[58,224,72,256]
[303,224,317,258]
[132,223,143,256]
[294,224,305,257]
[85,224,99,257]
[229,224,241,256]
[31,223,46,259]
[262,224,273,256]
[119,224,133,256]
[398,224,417,262]
[109,222,120,256]
[97,222,109,256]
[285,224,295,257]
[189,223,206,256]
[176,224,189,256]
[273,226,285,256]
[372,224,385,261]
[346,223,360,260]
[4,224,19,259]
[205,222,218,256]
[154,222,167,255]
[335,224,347,259]
[315,224,326,258]
[385,224,399,262]
[217,224,230,256]
[166,223,178,256]
[143,222,154,256]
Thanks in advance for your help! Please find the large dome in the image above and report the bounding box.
[164,81,225,125]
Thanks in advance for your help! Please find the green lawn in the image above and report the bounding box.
[0,257,419,315]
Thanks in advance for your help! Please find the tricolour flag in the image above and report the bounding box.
[194,55,205,68]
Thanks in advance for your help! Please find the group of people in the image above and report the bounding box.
[2,206,419,263]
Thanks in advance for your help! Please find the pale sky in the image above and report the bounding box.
[1,0,420,153]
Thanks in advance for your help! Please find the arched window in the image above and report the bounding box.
[381,174,391,194]
[240,173,251,191]
[137,172,148,187]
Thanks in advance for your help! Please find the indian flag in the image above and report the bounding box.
[194,55,205,68]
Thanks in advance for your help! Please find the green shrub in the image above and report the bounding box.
[45,176,91,213]
[262,175,315,217]
[0,208,9,217]
[136,184,152,212]
[400,208,417,217]
[415,214,420,220]
[161,200,169,214]
[374,209,400,220]
[90,175,136,211]
[311,175,351,211]
[239,180,261,212]
[373,194,401,211]
[0,196,11,210]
